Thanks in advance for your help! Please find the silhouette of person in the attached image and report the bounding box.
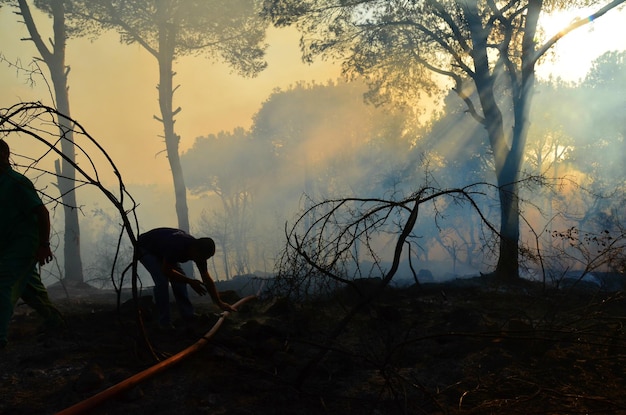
[0,140,64,348]
[137,227,236,328]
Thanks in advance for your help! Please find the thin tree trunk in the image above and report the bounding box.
[18,0,84,283]
[155,9,192,276]
[157,54,189,234]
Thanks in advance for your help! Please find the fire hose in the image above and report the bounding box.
[55,294,257,415]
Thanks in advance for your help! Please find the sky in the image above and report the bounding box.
[0,7,341,187]
[536,4,626,81]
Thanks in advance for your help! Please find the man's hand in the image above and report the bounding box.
[188,279,208,296]
[218,301,237,313]
[36,245,53,266]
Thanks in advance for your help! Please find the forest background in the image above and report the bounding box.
[0,2,625,289]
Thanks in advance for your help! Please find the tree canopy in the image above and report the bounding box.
[68,0,268,75]
[64,0,270,237]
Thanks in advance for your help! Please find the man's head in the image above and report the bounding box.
[192,237,216,260]
[0,140,9,166]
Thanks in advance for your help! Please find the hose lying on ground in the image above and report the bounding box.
[55,294,257,415]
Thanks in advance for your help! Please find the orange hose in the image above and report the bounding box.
[55,295,256,415]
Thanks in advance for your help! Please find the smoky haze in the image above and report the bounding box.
[0,4,625,289]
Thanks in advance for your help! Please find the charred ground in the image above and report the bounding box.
[2,276,626,414]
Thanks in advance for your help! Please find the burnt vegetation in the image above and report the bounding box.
[3,270,626,414]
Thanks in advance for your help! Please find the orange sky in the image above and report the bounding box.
[0,7,341,186]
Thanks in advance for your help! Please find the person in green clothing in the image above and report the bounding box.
[0,139,63,348]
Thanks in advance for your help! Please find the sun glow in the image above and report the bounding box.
[536,5,626,82]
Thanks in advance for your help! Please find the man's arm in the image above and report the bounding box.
[196,261,237,312]
[161,262,208,296]
[34,204,53,265]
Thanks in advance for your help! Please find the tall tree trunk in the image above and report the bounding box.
[495,0,543,280]
[155,11,192,277]
[156,6,190,236]
[465,2,519,280]
[18,0,84,283]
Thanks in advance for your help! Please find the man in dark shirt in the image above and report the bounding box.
[137,227,236,328]
[0,140,63,348]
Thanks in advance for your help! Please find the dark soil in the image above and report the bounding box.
[2,276,626,415]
